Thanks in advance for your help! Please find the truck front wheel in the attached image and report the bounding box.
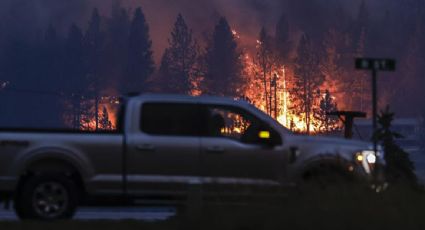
[14,174,78,220]
[298,164,358,195]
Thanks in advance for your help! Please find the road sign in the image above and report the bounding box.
[355,57,397,181]
[355,58,396,71]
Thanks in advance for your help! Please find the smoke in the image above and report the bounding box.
[0,0,87,37]
[0,0,422,116]
[0,0,400,59]
[85,0,288,61]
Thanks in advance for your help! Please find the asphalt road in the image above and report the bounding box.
[0,206,176,221]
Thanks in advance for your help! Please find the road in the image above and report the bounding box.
[0,206,176,221]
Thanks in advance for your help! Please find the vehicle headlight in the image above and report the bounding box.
[357,150,377,164]
[354,150,381,174]
[366,153,377,164]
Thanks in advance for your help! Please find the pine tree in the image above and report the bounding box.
[352,0,369,47]
[84,8,104,130]
[254,27,276,116]
[351,26,370,112]
[374,106,418,187]
[64,24,85,129]
[357,0,369,29]
[203,17,244,97]
[319,28,348,108]
[158,14,199,95]
[394,17,425,113]
[313,90,339,133]
[348,1,371,112]
[99,106,112,130]
[104,1,130,92]
[125,7,154,94]
[275,14,292,66]
[39,25,63,127]
[293,34,324,134]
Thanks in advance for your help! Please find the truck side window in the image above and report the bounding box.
[141,103,200,136]
[204,105,274,144]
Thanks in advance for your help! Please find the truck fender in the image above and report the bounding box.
[12,147,94,182]
[297,154,354,181]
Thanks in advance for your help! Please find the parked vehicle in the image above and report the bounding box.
[0,94,385,220]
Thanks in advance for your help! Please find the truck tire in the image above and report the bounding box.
[14,174,78,220]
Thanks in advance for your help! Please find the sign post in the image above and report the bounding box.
[355,58,396,176]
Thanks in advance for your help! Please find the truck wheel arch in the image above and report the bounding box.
[299,155,354,182]
[15,148,92,194]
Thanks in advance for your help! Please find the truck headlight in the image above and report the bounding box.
[366,153,377,164]
[355,150,379,174]
[361,150,377,164]
[355,150,380,163]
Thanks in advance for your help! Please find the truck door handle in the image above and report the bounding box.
[206,146,225,154]
[136,144,156,152]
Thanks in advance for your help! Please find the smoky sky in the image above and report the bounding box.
[0,0,415,60]
[0,0,423,117]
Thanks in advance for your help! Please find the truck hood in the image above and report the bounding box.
[289,135,371,148]
[284,134,375,162]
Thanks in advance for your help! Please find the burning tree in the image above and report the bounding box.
[320,28,345,97]
[293,34,324,134]
[252,27,278,117]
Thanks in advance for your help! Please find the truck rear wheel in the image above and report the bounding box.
[14,174,78,220]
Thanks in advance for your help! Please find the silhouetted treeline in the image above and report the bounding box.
[0,4,155,129]
[0,0,424,129]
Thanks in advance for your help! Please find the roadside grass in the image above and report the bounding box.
[1,185,425,230]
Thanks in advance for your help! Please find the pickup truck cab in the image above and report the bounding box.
[0,94,384,220]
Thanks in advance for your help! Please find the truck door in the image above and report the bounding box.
[199,104,287,196]
[126,102,202,196]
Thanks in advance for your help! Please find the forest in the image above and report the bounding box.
[0,0,423,134]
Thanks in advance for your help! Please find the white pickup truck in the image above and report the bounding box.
[0,94,384,220]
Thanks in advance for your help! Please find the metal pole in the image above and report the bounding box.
[372,69,379,172]
[372,70,377,139]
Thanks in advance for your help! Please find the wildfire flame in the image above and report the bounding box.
[77,28,344,135]
[235,28,341,134]
[69,96,120,131]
